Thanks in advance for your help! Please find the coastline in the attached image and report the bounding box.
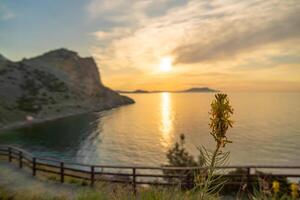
[0,103,133,132]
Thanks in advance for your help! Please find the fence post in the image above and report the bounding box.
[32,157,36,176]
[8,147,12,162]
[60,162,64,183]
[19,151,23,168]
[91,166,95,187]
[132,168,136,195]
[246,167,251,189]
[187,170,193,189]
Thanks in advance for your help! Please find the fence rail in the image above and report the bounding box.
[0,145,300,194]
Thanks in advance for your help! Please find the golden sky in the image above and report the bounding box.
[1,0,300,92]
[88,0,300,92]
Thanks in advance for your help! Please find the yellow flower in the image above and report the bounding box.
[194,174,205,184]
[272,180,280,193]
[290,183,299,199]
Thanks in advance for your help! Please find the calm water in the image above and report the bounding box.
[0,93,300,167]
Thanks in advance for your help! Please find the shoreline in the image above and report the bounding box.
[0,103,133,132]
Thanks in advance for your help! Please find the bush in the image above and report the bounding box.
[162,134,203,187]
[20,78,40,96]
[16,96,42,113]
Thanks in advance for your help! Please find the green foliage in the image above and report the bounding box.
[20,78,40,96]
[194,147,230,196]
[30,69,68,93]
[0,187,13,200]
[138,187,219,200]
[250,185,294,200]
[139,187,184,200]
[47,175,59,182]
[163,134,202,186]
[81,181,89,186]
[76,190,107,200]
[0,68,8,75]
[12,64,70,113]
[12,65,71,113]
[16,96,42,113]
[166,134,199,167]
[247,174,294,200]
[0,186,67,200]
[14,67,73,113]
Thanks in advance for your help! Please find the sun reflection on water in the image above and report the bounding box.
[160,92,173,147]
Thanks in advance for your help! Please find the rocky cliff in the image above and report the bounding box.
[0,49,134,128]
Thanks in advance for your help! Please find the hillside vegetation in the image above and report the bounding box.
[0,49,134,128]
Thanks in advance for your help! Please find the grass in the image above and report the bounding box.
[0,185,220,200]
[0,186,68,200]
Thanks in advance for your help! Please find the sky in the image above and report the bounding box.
[0,0,300,92]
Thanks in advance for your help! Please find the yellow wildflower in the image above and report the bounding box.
[291,183,299,199]
[272,180,280,193]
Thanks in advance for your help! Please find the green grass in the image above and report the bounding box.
[0,184,219,200]
[0,186,68,200]
[0,177,298,200]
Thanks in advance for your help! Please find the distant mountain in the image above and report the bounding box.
[179,87,219,93]
[117,89,150,93]
[0,48,134,128]
[117,87,219,94]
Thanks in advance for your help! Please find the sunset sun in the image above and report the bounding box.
[159,57,173,72]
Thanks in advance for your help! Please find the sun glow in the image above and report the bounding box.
[159,57,173,72]
[160,92,173,148]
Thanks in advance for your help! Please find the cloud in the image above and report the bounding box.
[86,0,149,23]
[86,0,187,24]
[86,0,300,91]
[174,9,300,64]
[270,54,300,65]
[183,72,230,78]
[92,27,133,41]
[89,0,300,67]
[0,3,14,21]
[86,0,124,18]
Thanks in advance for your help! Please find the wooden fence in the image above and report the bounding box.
[0,145,299,194]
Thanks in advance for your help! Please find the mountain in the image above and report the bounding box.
[0,49,134,129]
[0,54,9,63]
[118,87,219,93]
[116,89,150,93]
[179,87,219,93]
